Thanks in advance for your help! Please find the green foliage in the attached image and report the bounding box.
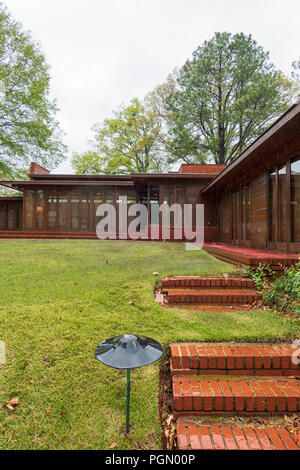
[292,57,300,100]
[292,57,300,81]
[262,262,300,315]
[0,4,66,179]
[165,32,294,165]
[72,97,169,174]
[243,263,275,291]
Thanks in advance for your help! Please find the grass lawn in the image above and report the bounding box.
[0,239,299,450]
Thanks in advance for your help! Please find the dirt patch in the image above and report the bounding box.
[178,415,287,428]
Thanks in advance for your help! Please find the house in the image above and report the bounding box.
[0,102,299,259]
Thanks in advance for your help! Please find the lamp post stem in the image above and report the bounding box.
[126,368,131,434]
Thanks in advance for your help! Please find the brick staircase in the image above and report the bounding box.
[161,276,262,309]
[169,343,300,450]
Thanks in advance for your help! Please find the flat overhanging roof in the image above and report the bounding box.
[29,173,132,181]
[0,180,134,190]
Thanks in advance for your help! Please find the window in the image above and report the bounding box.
[17,204,22,230]
[269,169,276,242]
[278,165,287,242]
[268,158,300,246]
[58,192,68,231]
[93,191,103,230]
[25,191,35,229]
[71,191,81,231]
[36,190,45,229]
[150,186,160,205]
[163,185,174,206]
[104,189,114,204]
[291,157,300,243]
[48,191,57,229]
[81,192,90,231]
[232,191,239,239]
[241,186,250,240]
[175,186,185,207]
[0,204,5,229]
[7,206,15,230]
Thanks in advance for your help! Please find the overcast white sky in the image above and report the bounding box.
[4,0,300,173]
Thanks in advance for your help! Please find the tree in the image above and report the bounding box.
[72,97,169,174]
[292,58,300,100]
[292,57,300,80]
[165,32,294,165]
[0,4,66,179]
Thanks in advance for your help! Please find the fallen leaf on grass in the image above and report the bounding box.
[78,441,92,447]
[8,432,16,442]
[108,441,118,449]
[4,397,20,410]
[59,408,68,417]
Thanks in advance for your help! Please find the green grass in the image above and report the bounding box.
[0,239,299,450]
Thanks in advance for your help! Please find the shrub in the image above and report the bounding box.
[243,263,274,291]
[262,261,300,315]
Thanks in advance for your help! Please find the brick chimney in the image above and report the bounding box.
[29,162,50,179]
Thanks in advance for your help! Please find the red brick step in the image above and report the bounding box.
[168,305,250,312]
[165,288,261,305]
[173,376,300,415]
[170,343,300,377]
[177,419,300,450]
[161,276,255,289]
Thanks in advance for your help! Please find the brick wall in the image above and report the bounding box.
[29,162,50,177]
[179,164,227,174]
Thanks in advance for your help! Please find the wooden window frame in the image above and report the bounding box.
[267,154,300,252]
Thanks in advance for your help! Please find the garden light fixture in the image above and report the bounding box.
[95,334,163,434]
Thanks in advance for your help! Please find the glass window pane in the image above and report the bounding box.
[93,190,103,230]
[25,191,35,229]
[150,186,160,205]
[241,186,250,240]
[278,165,286,242]
[0,204,5,229]
[58,192,68,231]
[269,169,276,241]
[163,185,174,206]
[232,191,239,239]
[291,157,300,243]
[7,206,15,229]
[81,192,90,231]
[36,190,45,229]
[71,191,81,231]
[17,204,22,229]
[176,186,185,207]
[48,191,57,229]
[104,189,114,204]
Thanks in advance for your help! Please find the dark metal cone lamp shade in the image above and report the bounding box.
[95,334,163,434]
